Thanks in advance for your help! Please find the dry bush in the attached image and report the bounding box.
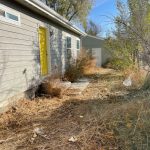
[64,49,95,82]
[83,58,97,75]
[36,75,64,98]
[104,58,131,70]
[142,71,150,90]
[122,67,146,88]
[63,63,82,82]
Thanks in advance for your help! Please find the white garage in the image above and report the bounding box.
[82,35,110,67]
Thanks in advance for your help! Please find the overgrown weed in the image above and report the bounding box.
[64,49,96,82]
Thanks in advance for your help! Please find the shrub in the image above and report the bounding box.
[36,76,63,98]
[142,71,150,90]
[104,58,132,70]
[122,67,146,88]
[64,49,94,82]
[64,63,81,82]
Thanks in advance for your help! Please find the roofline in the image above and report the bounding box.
[15,0,87,36]
[86,35,104,40]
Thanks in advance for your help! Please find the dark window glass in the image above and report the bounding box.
[77,40,80,49]
[67,37,71,49]
[6,12,18,21]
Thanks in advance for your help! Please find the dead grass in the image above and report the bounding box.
[0,68,150,150]
[122,67,147,89]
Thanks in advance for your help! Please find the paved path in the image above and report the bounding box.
[66,78,90,96]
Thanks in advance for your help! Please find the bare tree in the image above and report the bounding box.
[47,0,94,26]
[84,20,101,36]
[106,0,150,88]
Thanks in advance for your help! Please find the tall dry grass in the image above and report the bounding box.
[36,75,65,98]
[122,67,147,89]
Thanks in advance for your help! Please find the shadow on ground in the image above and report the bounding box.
[0,69,150,150]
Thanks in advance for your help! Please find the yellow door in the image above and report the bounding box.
[39,27,48,76]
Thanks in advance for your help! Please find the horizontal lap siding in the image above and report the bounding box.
[0,49,39,55]
[50,28,80,75]
[49,26,63,74]
[0,70,38,91]
[0,0,81,110]
[0,23,38,36]
[0,62,38,74]
[0,69,35,90]
[0,1,45,109]
[0,30,33,41]
[0,61,33,70]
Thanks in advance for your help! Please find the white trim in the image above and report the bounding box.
[0,4,21,26]
[76,38,80,50]
[86,35,104,40]
[76,37,80,41]
[65,33,71,37]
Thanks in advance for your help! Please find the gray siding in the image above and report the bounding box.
[49,26,80,74]
[0,5,41,109]
[0,0,81,110]
[82,36,110,65]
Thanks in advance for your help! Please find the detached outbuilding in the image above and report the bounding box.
[0,0,86,111]
[82,35,110,67]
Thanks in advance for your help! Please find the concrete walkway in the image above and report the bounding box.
[66,78,90,96]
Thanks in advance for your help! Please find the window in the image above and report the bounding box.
[77,39,80,50]
[0,4,20,25]
[66,36,72,62]
[66,36,71,49]
[6,12,19,21]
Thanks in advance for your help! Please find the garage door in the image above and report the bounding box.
[92,48,102,67]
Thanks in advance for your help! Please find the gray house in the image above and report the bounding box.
[82,35,110,67]
[0,0,86,111]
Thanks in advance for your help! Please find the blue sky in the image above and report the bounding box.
[89,0,118,37]
[88,0,120,37]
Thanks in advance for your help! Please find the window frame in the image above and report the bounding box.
[76,38,80,50]
[66,35,72,49]
[65,35,72,62]
[0,4,21,26]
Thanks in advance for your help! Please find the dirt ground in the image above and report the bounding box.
[0,68,150,150]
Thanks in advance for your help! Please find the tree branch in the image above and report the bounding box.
[65,2,72,18]
[68,11,78,21]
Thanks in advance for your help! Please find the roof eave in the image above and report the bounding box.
[86,35,104,40]
[15,0,87,36]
